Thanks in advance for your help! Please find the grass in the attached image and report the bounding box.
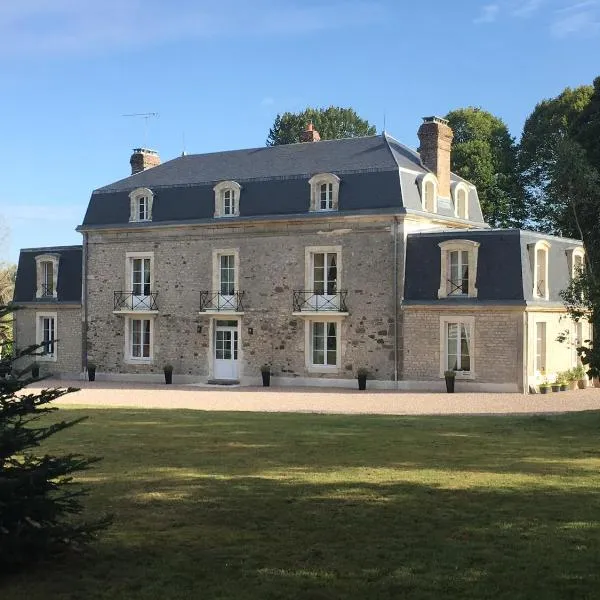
[3,408,600,599]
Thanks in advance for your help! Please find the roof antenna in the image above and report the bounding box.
[122,112,159,148]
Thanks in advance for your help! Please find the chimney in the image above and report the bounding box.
[130,148,161,175]
[417,116,454,198]
[300,122,321,143]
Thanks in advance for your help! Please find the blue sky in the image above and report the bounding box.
[1,0,599,263]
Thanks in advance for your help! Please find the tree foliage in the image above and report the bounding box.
[445,107,526,228]
[267,106,376,146]
[519,85,594,235]
[0,304,110,574]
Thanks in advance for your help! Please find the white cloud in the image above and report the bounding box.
[474,4,500,23]
[551,0,600,37]
[512,0,545,17]
[0,1,385,58]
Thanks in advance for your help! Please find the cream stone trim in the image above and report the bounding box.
[437,239,480,299]
[304,245,342,290]
[129,187,154,222]
[124,315,156,364]
[566,246,585,280]
[304,318,342,374]
[213,181,241,217]
[125,251,155,292]
[439,315,475,379]
[451,181,469,220]
[308,173,340,212]
[35,311,57,362]
[35,254,59,299]
[417,173,438,213]
[211,248,240,294]
[529,240,551,300]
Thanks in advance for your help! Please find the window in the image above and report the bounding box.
[211,249,240,311]
[530,240,550,299]
[311,321,337,366]
[313,252,337,295]
[35,254,59,299]
[536,322,546,374]
[220,254,235,295]
[453,182,469,219]
[132,258,151,297]
[308,173,340,212]
[129,187,154,222]
[419,173,438,213]
[574,321,583,366]
[440,316,474,378]
[567,248,585,280]
[128,318,152,361]
[124,252,155,311]
[303,246,343,311]
[36,312,57,361]
[438,240,480,299]
[213,181,241,217]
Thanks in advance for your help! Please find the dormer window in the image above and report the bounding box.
[129,187,154,222]
[530,240,550,300]
[452,182,469,220]
[35,254,59,299]
[309,173,340,212]
[566,247,585,280]
[214,181,241,218]
[419,173,438,213]
[438,240,480,299]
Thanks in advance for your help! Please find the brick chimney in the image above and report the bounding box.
[300,122,321,143]
[130,148,161,175]
[417,116,454,198]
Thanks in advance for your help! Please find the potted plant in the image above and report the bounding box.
[31,363,40,379]
[444,370,456,393]
[357,367,368,391]
[574,364,587,389]
[565,368,578,391]
[87,362,96,382]
[260,364,271,387]
[551,378,560,392]
[539,380,550,394]
[557,372,568,392]
[163,364,173,385]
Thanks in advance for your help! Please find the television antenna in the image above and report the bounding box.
[122,112,159,147]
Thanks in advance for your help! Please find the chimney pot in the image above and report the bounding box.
[300,121,321,143]
[130,148,161,175]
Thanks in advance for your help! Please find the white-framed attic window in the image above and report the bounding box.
[214,181,241,218]
[308,173,340,212]
[437,239,480,299]
[129,187,154,222]
[418,173,438,213]
[451,182,469,220]
[530,240,551,300]
[566,247,585,280]
[35,254,59,299]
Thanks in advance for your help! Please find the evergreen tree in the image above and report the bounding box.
[0,304,110,574]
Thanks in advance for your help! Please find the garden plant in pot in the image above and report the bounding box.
[87,362,96,382]
[163,364,173,385]
[574,364,587,389]
[539,380,550,394]
[31,363,40,379]
[261,364,271,387]
[551,379,561,392]
[357,368,368,391]
[444,370,456,393]
[557,372,568,392]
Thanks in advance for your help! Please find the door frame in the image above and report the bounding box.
[208,317,241,380]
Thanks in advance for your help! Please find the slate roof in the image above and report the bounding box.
[81,134,485,228]
[13,246,82,304]
[404,229,583,305]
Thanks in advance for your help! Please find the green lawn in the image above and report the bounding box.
[3,408,600,599]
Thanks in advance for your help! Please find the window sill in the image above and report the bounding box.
[124,357,153,365]
[308,365,340,374]
[37,355,57,363]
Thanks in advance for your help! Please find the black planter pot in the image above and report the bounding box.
[445,375,455,393]
[551,384,560,392]
[261,371,271,387]
[539,386,550,394]
[559,384,567,392]
[88,367,96,382]
[164,371,173,385]
[358,375,367,390]
[32,365,40,379]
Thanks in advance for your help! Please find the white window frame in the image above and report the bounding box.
[437,240,480,299]
[535,321,547,375]
[124,316,155,364]
[125,252,154,292]
[213,181,241,218]
[530,240,550,300]
[308,173,340,212]
[451,181,469,220]
[212,248,240,295]
[566,247,585,280]
[439,315,474,379]
[35,254,59,299]
[36,311,57,362]
[418,173,438,213]
[129,187,154,222]
[305,318,342,373]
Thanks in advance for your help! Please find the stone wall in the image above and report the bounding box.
[85,217,402,382]
[13,305,82,377]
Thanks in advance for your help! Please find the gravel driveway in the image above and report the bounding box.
[24,379,600,416]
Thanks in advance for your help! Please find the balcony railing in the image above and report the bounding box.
[114,291,159,311]
[199,291,245,312]
[293,290,348,312]
[39,284,54,298]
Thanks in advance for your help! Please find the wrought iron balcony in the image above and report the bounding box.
[113,291,159,312]
[293,290,348,312]
[199,291,245,312]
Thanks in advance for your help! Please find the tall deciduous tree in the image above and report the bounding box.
[267,107,376,146]
[444,108,526,228]
[519,85,593,235]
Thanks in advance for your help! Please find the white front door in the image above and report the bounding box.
[214,320,239,380]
